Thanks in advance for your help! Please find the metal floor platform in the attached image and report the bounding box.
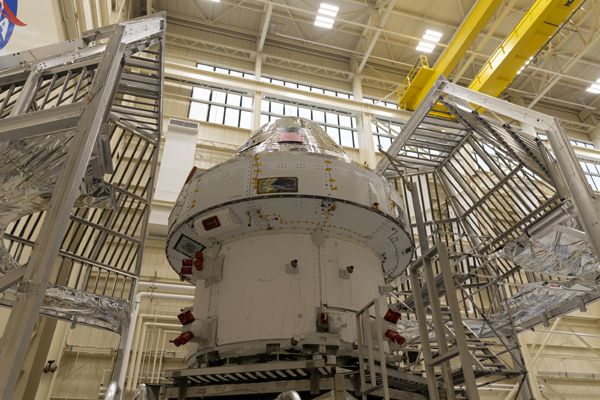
[163,359,430,400]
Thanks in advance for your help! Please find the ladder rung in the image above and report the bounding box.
[482,363,506,368]
[430,348,459,366]
[362,385,383,395]
[476,354,499,359]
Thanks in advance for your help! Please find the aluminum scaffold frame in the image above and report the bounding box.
[0,14,165,399]
[373,77,600,399]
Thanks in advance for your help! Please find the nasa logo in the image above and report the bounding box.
[0,0,26,50]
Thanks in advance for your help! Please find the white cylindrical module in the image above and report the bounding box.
[166,117,413,366]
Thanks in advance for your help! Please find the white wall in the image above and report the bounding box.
[0,1,64,55]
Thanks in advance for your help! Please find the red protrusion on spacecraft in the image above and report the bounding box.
[202,216,221,231]
[185,167,198,184]
[319,312,328,324]
[177,310,195,325]
[384,329,406,346]
[180,266,193,275]
[182,259,193,267]
[384,308,401,324]
[170,331,194,347]
[193,252,204,270]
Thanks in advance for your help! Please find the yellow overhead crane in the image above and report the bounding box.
[399,0,584,111]
[398,0,503,110]
[469,0,584,97]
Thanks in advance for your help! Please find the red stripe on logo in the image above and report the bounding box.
[2,4,26,27]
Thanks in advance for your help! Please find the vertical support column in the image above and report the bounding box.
[14,317,59,399]
[497,271,535,400]
[517,340,540,400]
[148,37,176,232]
[363,311,377,388]
[0,25,127,400]
[153,124,197,203]
[408,270,439,399]
[109,321,131,400]
[40,320,70,397]
[547,118,600,257]
[591,124,600,150]
[352,74,376,168]
[438,242,479,400]
[15,259,73,399]
[252,56,263,131]
[333,373,347,400]
[504,336,535,400]
[355,312,368,400]
[409,182,456,400]
[373,300,390,400]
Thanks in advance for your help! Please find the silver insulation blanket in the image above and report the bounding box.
[0,133,119,328]
[491,282,588,326]
[0,133,115,273]
[133,384,156,400]
[42,285,129,331]
[394,319,422,342]
[0,133,72,227]
[237,117,353,162]
[393,318,493,343]
[496,225,600,279]
[492,220,599,328]
[0,228,21,274]
[0,133,114,224]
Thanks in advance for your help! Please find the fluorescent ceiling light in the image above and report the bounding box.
[319,3,339,13]
[416,45,434,53]
[516,57,533,75]
[315,4,338,29]
[422,34,441,42]
[416,46,433,53]
[587,79,600,94]
[315,15,334,24]
[416,29,442,53]
[417,41,435,50]
[314,20,334,29]
[318,7,338,17]
[210,0,220,2]
[425,29,442,37]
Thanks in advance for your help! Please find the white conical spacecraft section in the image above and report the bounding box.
[166,117,413,365]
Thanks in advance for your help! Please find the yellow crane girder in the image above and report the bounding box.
[469,0,584,97]
[398,0,503,111]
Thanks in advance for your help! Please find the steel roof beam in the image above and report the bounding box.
[257,3,273,53]
[356,0,397,74]
[528,24,600,108]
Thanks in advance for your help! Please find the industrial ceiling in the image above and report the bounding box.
[155,0,600,132]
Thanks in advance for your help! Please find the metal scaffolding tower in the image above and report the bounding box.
[0,14,165,399]
[375,78,600,399]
